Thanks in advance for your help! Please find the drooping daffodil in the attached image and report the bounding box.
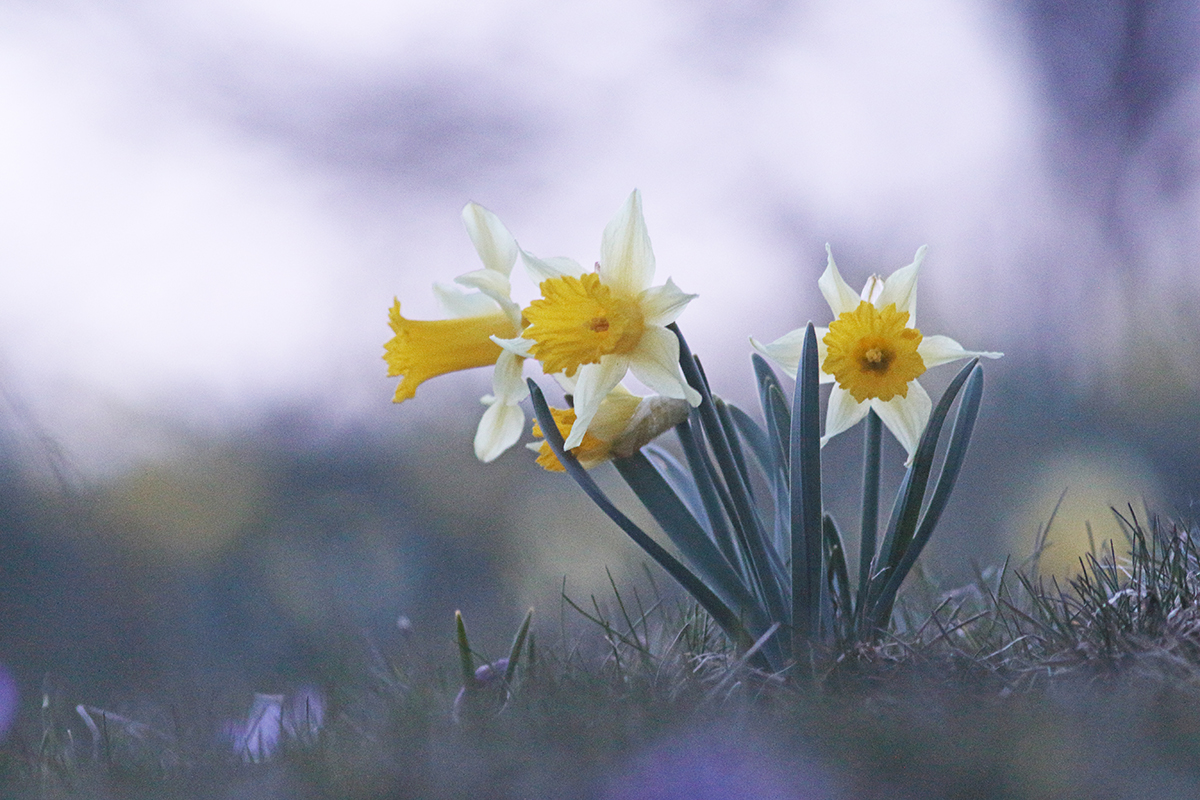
[384,202,530,462]
[751,245,1002,460]
[494,190,701,450]
[530,384,690,472]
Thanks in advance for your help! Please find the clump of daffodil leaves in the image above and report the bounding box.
[384,191,1002,673]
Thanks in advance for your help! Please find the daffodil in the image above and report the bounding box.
[495,190,701,450]
[530,385,690,471]
[751,245,1002,460]
[384,202,530,462]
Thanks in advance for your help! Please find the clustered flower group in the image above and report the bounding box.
[384,191,699,470]
[384,192,1001,470]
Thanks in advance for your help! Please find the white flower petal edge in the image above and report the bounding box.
[600,189,655,297]
[918,335,1003,369]
[822,385,871,446]
[817,245,862,317]
[627,326,702,406]
[639,278,697,327]
[520,249,586,283]
[874,246,924,320]
[750,327,834,383]
[433,282,500,319]
[871,381,932,464]
[563,357,631,449]
[462,202,518,277]
[474,349,528,462]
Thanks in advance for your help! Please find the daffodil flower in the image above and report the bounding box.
[384,202,530,462]
[751,245,1002,460]
[530,384,690,471]
[494,190,701,450]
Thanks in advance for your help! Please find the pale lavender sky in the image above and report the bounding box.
[2,0,1199,488]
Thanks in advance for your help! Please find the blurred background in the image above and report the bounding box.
[1,0,1199,706]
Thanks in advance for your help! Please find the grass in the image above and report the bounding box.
[7,508,1200,799]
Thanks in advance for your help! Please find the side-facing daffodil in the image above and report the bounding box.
[494,189,701,450]
[530,384,690,472]
[384,202,530,462]
[751,245,1002,460]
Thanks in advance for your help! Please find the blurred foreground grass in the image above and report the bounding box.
[7,509,1200,799]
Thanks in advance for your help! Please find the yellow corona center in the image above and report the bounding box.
[383,299,518,403]
[822,301,925,403]
[531,407,612,472]
[522,273,645,377]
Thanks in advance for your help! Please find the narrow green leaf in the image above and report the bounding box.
[643,444,711,529]
[823,514,852,643]
[752,354,791,472]
[870,363,985,628]
[671,326,787,627]
[527,380,769,668]
[874,358,978,588]
[455,610,474,686]
[614,452,768,635]
[503,609,534,685]
[790,322,823,645]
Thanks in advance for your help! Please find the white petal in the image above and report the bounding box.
[628,326,702,406]
[564,357,630,449]
[871,380,932,463]
[474,399,525,462]
[917,335,1004,369]
[875,245,925,319]
[462,202,518,277]
[821,385,870,447]
[638,278,697,326]
[600,189,655,297]
[491,335,535,358]
[490,350,529,403]
[433,282,498,318]
[521,249,585,283]
[750,327,834,383]
[817,244,862,316]
[750,330,804,378]
[455,268,521,328]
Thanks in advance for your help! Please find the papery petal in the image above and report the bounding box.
[917,335,1004,369]
[875,245,925,319]
[627,325,702,406]
[491,335,535,359]
[639,278,697,326]
[600,189,655,297]
[871,379,932,463]
[455,268,521,328]
[475,399,526,462]
[462,202,518,276]
[433,282,500,319]
[751,326,834,383]
[818,245,862,316]
[564,357,630,449]
[821,385,870,446]
[750,330,804,378]
[521,249,586,283]
[490,349,529,403]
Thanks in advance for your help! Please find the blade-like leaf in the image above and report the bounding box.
[527,380,768,667]
[870,363,985,628]
[614,452,768,634]
[874,358,979,589]
[643,444,711,530]
[752,353,791,472]
[503,609,534,685]
[790,323,823,644]
[671,326,788,626]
